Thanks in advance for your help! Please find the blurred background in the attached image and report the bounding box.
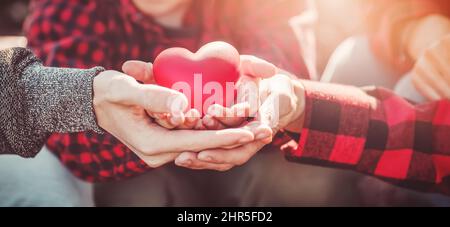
[0,0,28,35]
[0,0,28,49]
[0,0,363,74]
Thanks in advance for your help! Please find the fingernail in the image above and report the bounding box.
[168,94,187,113]
[205,117,214,127]
[170,111,184,124]
[256,132,270,140]
[207,105,216,115]
[181,159,192,166]
[155,113,166,119]
[209,106,222,117]
[201,156,213,162]
[239,137,253,144]
[172,110,183,118]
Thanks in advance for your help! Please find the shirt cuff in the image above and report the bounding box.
[284,80,373,167]
[22,62,105,135]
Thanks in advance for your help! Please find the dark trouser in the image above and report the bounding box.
[94,145,365,206]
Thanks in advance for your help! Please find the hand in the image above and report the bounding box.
[201,55,278,130]
[176,58,306,171]
[92,70,257,168]
[406,15,450,61]
[122,60,202,129]
[411,35,450,100]
[175,121,272,171]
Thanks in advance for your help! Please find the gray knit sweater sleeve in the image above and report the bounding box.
[0,48,105,157]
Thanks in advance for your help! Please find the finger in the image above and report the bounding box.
[175,152,234,171]
[130,83,189,114]
[425,46,450,97]
[169,110,186,127]
[257,74,296,129]
[236,75,260,116]
[429,35,450,81]
[257,94,281,129]
[177,109,201,129]
[194,119,207,130]
[118,138,179,168]
[152,111,191,129]
[433,47,450,81]
[202,114,227,130]
[413,57,450,99]
[243,120,273,142]
[207,103,249,127]
[240,55,277,78]
[197,141,266,166]
[155,117,177,129]
[160,127,255,152]
[137,152,180,168]
[412,72,442,100]
[122,60,155,84]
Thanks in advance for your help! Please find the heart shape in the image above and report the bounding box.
[153,41,240,115]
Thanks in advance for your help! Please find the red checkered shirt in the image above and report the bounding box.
[284,80,450,195]
[24,0,308,181]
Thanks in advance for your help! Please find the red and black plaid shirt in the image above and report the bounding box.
[24,0,308,181]
[284,81,450,195]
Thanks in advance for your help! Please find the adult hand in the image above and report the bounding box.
[92,70,257,168]
[411,35,450,100]
[122,55,278,130]
[201,55,278,130]
[176,57,306,171]
[122,60,202,129]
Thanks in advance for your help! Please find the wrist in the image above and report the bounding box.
[284,80,305,133]
[93,71,112,107]
[22,63,105,134]
[92,70,122,130]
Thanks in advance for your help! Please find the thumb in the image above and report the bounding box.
[132,84,189,114]
[240,55,277,78]
[257,94,280,130]
[122,60,155,84]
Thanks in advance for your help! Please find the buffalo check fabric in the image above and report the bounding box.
[24,0,307,182]
[284,80,450,195]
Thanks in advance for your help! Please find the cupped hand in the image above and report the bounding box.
[93,70,257,168]
[176,56,306,171]
[122,60,202,129]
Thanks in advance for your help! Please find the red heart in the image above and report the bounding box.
[153,41,240,115]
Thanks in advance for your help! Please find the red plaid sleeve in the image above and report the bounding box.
[24,0,150,182]
[284,80,450,195]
